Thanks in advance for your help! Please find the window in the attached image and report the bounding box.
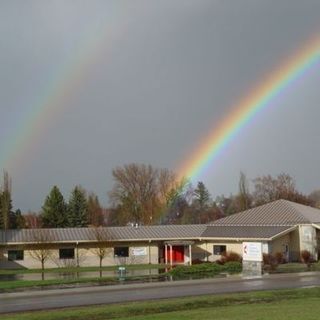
[213,245,226,256]
[59,248,75,259]
[8,250,24,261]
[114,247,129,257]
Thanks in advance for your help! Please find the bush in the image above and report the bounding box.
[168,263,223,277]
[218,251,242,265]
[223,261,242,273]
[300,250,313,267]
[274,252,285,264]
[168,261,242,277]
[263,253,278,271]
[191,259,204,265]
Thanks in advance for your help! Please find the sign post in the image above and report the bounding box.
[242,242,263,276]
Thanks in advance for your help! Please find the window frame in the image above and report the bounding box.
[213,245,227,256]
[59,248,75,260]
[8,250,24,261]
[114,246,129,257]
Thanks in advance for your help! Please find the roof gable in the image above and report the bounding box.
[213,199,320,226]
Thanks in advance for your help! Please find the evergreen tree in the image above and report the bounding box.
[194,181,211,210]
[87,193,104,226]
[9,209,26,229]
[41,186,67,227]
[193,181,211,224]
[237,171,251,211]
[0,171,12,230]
[67,186,88,227]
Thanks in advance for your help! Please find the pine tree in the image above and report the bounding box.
[87,193,104,226]
[0,171,12,230]
[10,209,25,229]
[41,186,68,227]
[67,186,88,227]
[193,181,211,223]
[238,171,251,211]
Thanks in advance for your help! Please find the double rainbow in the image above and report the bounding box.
[179,37,320,182]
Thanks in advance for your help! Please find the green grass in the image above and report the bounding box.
[2,287,320,320]
[0,274,167,291]
[274,262,320,273]
[0,264,167,275]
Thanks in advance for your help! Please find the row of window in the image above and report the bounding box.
[7,247,130,261]
[8,245,226,261]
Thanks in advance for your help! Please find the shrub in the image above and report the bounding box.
[274,252,285,264]
[168,261,242,277]
[218,251,242,264]
[263,253,278,271]
[168,263,223,277]
[300,250,313,267]
[223,261,242,273]
[192,259,204,265]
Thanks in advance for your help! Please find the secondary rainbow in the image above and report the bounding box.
[178,37,320,182]
[0,5,130,173]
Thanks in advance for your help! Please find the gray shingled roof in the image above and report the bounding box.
[213,199,320,226]
[1,200,318,244]
[0,225,207,244]
[202,225,295,240]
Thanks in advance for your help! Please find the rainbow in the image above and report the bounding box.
[179,37,320,182]
[0,5,130,173]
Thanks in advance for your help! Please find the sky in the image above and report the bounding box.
[1,0,320,212]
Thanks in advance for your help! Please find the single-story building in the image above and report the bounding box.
[1,199,320,269]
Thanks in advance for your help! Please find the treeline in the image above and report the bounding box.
[0,171,105,229]
[1,165,320,229]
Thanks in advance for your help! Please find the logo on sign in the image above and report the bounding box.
[242,242,262,262]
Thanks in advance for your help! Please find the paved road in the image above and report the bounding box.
[1,272,320,314]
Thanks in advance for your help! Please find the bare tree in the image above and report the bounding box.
[24,212,42,228]
[91,227,112,277]
[109,164,187,225]
[252,173,311,206]
[29,229,53,279]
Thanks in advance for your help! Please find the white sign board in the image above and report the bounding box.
[242,242,262,262]
[132,247,147,256]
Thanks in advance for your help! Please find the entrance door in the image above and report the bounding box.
[164,245,185,263]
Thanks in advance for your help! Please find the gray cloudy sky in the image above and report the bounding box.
[1,0,320,212]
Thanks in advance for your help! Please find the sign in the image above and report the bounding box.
[132,247,147,256]
[242,242,262,262]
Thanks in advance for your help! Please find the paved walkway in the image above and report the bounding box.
[1,272,320,314]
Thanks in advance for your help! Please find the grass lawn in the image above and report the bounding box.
[0,264,167,275]
[1,287,320,320]
[275,262,320,273]
[0,274,166,291]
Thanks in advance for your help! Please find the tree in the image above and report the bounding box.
[238,172,250,210]
[193,181,211,223]
[252,173,311,206]
[29,229,53,278]
[308,190,320,208]
[67,186,88,227]
[9,209,25,229]
[109,163,186,225]
[91,227,112,277]
[215,194,240,216]
[24,211,42,228]
[87,193,105,226]
[41,186,67,228]
[0,171,12,230]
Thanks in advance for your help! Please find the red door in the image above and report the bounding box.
[164,246,185,263]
